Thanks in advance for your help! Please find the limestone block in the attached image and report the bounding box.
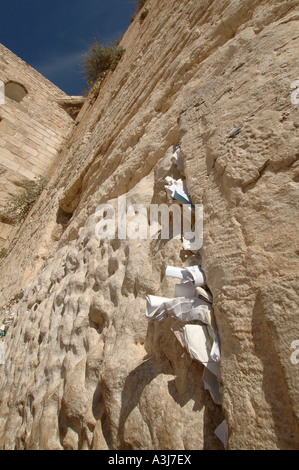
[0,42,74,244]
[0,0,298,451]
[0,222,12,240]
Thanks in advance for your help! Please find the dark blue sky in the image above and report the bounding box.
[0,0,137,95]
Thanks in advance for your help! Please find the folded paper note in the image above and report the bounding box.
[182,234,199,252]
[166,265,206,286]
[171,322,221,379]
[195,286,213,303]
[174,282,212,304]
[174,282,196,299]
[165,177,193,206]
[146,295,212,323]
[214,420,229,448]
[171,147,184,171]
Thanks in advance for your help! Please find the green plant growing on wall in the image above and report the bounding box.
[1,176,47,225]
[0,248,7,259]
[139,8,149,22]
[131,0,148,22]
[137,0,147,11]
[82,41,126,91]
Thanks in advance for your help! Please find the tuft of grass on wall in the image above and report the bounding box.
[137,0,147,12]
[1,176,47,225]
[131,0,148,22]
[139,8,149,22]
[82,41,126,92]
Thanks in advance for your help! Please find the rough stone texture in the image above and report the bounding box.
[56,96,86,120]
[0,0,299,450]
[0,43,74,246]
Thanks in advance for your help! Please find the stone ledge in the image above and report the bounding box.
[56,96,86,120]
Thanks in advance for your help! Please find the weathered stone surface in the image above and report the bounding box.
[56,96,86,120]
[0,43,74,246]
[0,0,298,450]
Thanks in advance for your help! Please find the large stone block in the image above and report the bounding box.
[0,0,298,451]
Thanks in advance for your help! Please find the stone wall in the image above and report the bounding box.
[0,43,74,246]
[0,0,298,450]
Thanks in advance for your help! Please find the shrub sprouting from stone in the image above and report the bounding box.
[137,0,147,12]
[82,41,126,91]
[130,0,148,22]
[1,176,47,224]
[139,8,149,22]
